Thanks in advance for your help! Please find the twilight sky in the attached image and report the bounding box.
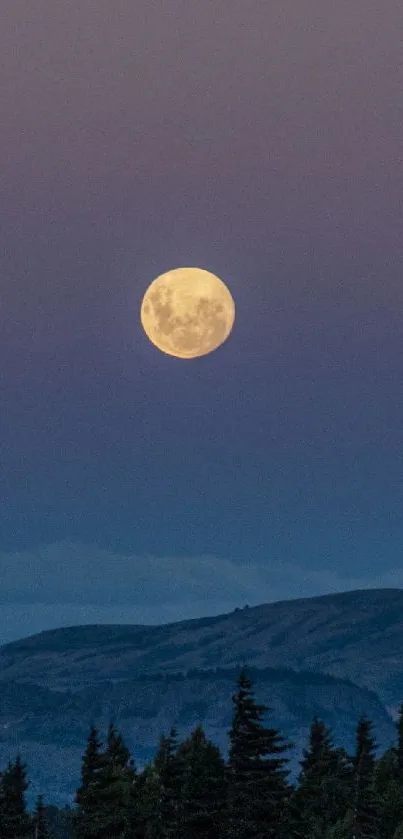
[1,0,403,644]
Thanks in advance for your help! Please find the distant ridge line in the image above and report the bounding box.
[2,586,403,649]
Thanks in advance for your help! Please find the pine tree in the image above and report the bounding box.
[74,723,109,839]
[0,754,31,838]
[324,808,355,839]
[390,706,403,839]
[175,724,227,839]
[393,822,403,839]
[44,804,74,839]
[74,722,140,839]
[226,666,293,839]
[374,749,400,839]
[0,769,4,832]
[135,763,164,839]
[374,705,403,839]
[292,717,353,838]
[152,728,184,839]
[33,794,50,839]
[99,721,138,837]
[396,704,403,784]
[352,715,381,839]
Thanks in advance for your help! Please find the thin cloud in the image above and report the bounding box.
[1,541,403,646]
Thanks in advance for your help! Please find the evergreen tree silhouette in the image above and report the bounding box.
[324,807,355,839]
[74,723,108,839]
[226,666,293,839]
[374,704,403,839]
[393,822,403,839]
[135,762,164,839]
[292,716,353,838]
[390,705,403,839]
[395,704,403,785]
[0,754,31,838]
[33,793,50,839]
[100,721,138,837]
[44,803,74,839]
[152,727,183,839]
[351,715,381,839]
[175,723,227,839]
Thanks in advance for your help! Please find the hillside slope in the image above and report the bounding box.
[1,588,403,708]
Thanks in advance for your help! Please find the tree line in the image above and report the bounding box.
[2,665,403,838]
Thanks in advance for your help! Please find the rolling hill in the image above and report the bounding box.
[1,587,402,806]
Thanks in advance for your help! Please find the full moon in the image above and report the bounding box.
[140,267,235,359]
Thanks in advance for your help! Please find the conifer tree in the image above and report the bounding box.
[0,769,4,831]
[396,703,403,784]
[374,748,400,839]
[135,763,164,839]
[33,793,50,839]
[44,803,74,839]
[75,722,140,838]
[226,666,293,839]
[292,716,353,838]
[393,822,403,839]
[152,727,184,839]
[0,754,31,838]
[389,705,403,839]
[74,723,109,839]
[324,807,355,839]
[351,715,381,839]
[374,705,403,839]
[99,721,138,837]
[175,724,227,839]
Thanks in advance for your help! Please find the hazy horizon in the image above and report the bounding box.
[3,542,403,646]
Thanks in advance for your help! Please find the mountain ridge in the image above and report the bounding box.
[2,587,403,707]
[2,586,402,650]
[1,587,403,806]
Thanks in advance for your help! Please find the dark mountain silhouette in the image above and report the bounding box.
[0,587,402,806]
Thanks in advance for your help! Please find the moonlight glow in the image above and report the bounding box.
[140,267,236,359]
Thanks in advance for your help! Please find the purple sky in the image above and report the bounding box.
[1,0,403,643]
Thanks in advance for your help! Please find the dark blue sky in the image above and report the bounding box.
[0,0,402,643]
